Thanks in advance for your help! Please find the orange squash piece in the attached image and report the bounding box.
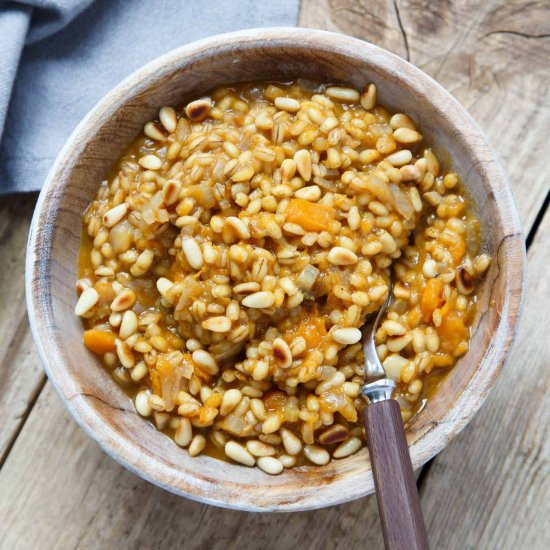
[286,313,328,349]
[431,353,455,367]
[437,312,468,354]
[448,238,466,264]
[83,329,116,355]
[285,198,335,232]
[420,278,444,323]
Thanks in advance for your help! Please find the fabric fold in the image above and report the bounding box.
[0,0,300,194]
[0,3,31,138]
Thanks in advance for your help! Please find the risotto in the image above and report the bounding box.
[76,80,490,474]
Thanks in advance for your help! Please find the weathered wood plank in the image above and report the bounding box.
[299,0,409,59]
[419,208,550,549]
[300,0,550,231]
[0,383,387,550]
[0,193,45,463]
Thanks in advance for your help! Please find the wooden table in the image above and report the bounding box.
[1,1,548,548]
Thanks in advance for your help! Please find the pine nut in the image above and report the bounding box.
[318,424,349,445]
[162,179,181,206]
[294,185,321,201]
[411,329,426,353]
[226,216,250,240]
[175,418,193,447]
[192,350,219,375]
[400,164,422,181]
[262,411,282,434]
[231,166,255,182]
[386,149,413,166]
[159,106,177,132]
[110,289,136,312]
[242,291,274,309]
[277,454,295,468]
[225,441,255,466]
[220,389,242,416]
[202,316,232,333]
[422,259,439,278]
[131,361,148,382]
[332,327,362,345]
[144,121,165,140]
[281,158,297,181]
[233,281,261,294]
[102,203,128,227]
[119,310,138,339]
[333,437,362,458]
[361,83,377,110]
[325,86,360,102]
[274,97,300,113]
[294,149,312,181]
[281,428,302,455]
[387,334,413,353]
[185,99,212,122]
[393,128,423,144]
[138,154,162,170]
[256,456,284,475]
[246,440,276,457]
[327,247,358,265]
[75,287,99,316]
[135,390,152,417]
[475,254,491,273]
[272,338,292,368]
[382,320,407,336]
[188,434,206,456]
[250,398,267,421]
[304,444,330,466]
[182,237,204,270]
[383,354,409,381]
[316,371,346,394]
[156,277,173,297]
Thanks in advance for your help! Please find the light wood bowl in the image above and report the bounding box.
[26,28,524,511]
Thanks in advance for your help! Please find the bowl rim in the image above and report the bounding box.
[26,26,525,511]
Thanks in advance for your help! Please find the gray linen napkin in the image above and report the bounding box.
[0,0,300,194]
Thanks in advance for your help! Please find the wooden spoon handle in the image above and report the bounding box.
[363,400,429,550]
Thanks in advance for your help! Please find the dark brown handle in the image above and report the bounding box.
[363,400,429,550]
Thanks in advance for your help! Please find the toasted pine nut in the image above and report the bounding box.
[202,316,232,333]
[75,287,99,316]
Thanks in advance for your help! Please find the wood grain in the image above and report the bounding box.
[418,208,550,549]
[364,400,429,549]
[0,383,387,550]
[300,0,550,231]
[0,194,45,464]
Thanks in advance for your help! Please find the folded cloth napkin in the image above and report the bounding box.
[0,0,300,194]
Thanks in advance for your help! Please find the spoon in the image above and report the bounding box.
[361,287,430,550]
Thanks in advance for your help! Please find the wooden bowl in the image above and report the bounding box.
[26,27,524,511]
